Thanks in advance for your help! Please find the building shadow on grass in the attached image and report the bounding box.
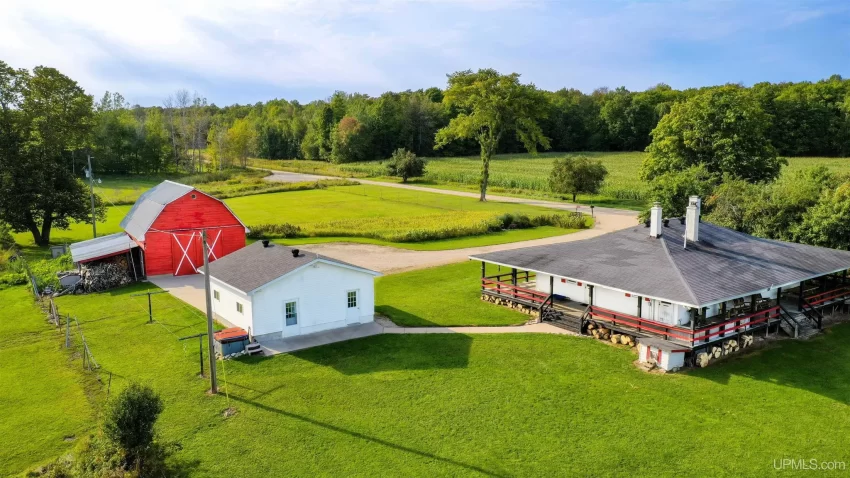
[228,393,507,477]
[375,305,452,327]
[686,324,850,405]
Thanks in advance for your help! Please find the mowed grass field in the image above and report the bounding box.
[250,153,850,210]
[13,184,588,255]
[376,261,529,326]
[0,275,843,476]
[0,287,97,476]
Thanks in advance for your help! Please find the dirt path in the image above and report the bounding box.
[263,169,639,274]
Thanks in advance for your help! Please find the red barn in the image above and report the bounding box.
[71,181,248,277]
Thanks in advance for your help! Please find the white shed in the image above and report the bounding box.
[203,241,381,341]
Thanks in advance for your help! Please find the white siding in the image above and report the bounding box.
[251,261,376,339]
[535,273,589,303]
[210,278,254,333]
[594,286,639,316]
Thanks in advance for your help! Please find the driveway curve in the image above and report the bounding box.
[262,169,640,274]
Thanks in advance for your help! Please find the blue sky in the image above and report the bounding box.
[2,0,848,106]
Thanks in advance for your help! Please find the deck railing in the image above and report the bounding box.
[588,305,779,347]
[481,278,548,305]
[803,286,850,308]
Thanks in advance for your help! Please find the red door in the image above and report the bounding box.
[170,229,225,276]
[171,232,202,276]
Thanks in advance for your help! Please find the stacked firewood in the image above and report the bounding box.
[79,263,132,292]
[587,322,636,347]
[480,294,540,317]
[695,334,754,367]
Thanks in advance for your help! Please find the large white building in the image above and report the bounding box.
[471,197,850,370]
[203,241,381,342]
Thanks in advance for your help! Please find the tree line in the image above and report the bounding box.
[52,66,850,176]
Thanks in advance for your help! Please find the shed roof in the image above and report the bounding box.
[69,232,138,263]
[470,221,850,307]
[204,241,380,294]
[120,181,195,241]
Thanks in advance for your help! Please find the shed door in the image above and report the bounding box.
[345,290,360,325]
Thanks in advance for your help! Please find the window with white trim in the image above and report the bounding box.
[285,301,298,326]
[236,302,243,314]
[347,290,358,308]
[214,290,220,301]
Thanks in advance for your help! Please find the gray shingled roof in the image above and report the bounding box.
[204,242,380,293]
[471,221,850,307]
[120,181,194,240]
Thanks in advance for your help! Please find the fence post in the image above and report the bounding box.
[65,315,71,348]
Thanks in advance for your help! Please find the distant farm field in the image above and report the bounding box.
[250,153,850,210]
[13,185,588,253]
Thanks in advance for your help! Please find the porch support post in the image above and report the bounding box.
[798,281,804,310]
[549,275,554,295]
[511,268,517,286]
[776,287,782,308]
[588,285,594,306]
[750,294,757,313]
[481,261,485,279]
[721,301,727,319]
[637,296,642,318]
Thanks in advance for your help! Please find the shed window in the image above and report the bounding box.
[236,302,243,314]
[347,290,358,308]
[214,290,220,301]
[285,301,298,326]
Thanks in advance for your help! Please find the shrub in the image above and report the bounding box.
[530,212,589,229]
[497,213,533,229]
[385,148,426,183]
[103,383,164,472]
[247,223,303,239]
[549,155,608,202]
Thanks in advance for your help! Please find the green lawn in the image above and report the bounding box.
[251,153,850,211]
[0,287,97,476]
[1,282,840,476]
[376,261,529,326]
[14,184,587,257]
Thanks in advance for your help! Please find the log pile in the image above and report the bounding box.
[695,334,754,367]
[79,262,132,293]
[481,294,540,318]
[587,322,635,347]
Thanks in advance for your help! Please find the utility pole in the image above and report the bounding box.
[86,154,97,238]
[202,229,218,393]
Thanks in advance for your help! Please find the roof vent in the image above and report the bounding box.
[662,218,670,227]
[291,249,300,258]
[678,217,685,225]
[261,240,270,248]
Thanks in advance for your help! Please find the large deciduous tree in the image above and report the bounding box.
[435,69,550,201]
[641,85,785,183]
[548,155,608,202]
[0,62,104,246]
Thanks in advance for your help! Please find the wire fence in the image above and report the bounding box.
[47,297,100,371]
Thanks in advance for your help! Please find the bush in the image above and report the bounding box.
[385,148,426,183]
[247,223,303,239]
[530,213,589,229]
[103,383,164,472]
[497,213,533,229]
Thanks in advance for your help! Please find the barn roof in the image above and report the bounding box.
[203,241,380,294]
[470,221,850,307]
[119,180,246,241]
